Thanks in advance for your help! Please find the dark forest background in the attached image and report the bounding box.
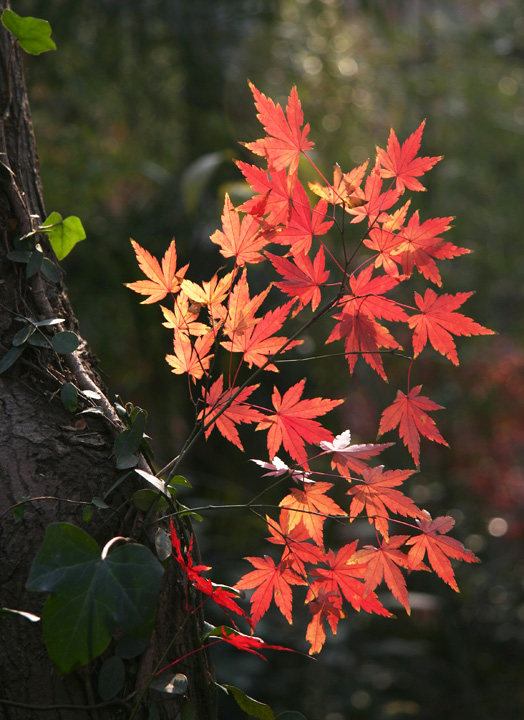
[15,1,524,718]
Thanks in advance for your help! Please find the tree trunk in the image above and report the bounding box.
[0,7,215,719]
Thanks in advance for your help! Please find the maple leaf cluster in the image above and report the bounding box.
[126,83,492,655]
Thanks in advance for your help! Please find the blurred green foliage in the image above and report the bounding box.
[17,0,524,717]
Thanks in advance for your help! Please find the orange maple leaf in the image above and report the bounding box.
[346,466,422,540]
[409,288,495,365]
[165,331,214,382]
[161,293,209,338]
[375,121,442,193]
[235,554,306,627]
[125,238,188,304]
[199,376,261,450]
[245,82,314,175]
[405,512,479,591]
[309,162,368,208]
[211,193,274,266]
[378,385,448,466]
[255,379,343,465]
[280,482,346,548]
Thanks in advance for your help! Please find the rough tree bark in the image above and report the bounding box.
[0,7,216,719]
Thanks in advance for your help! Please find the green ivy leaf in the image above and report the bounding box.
[51,331,80,354]
[41,257,62,283]
[26,248,43,278]
[42,212,86,260]
[224,685,275,720]
[0,346,24,374]
[26,523,164,674]
[115,634,150,659]
[12,324,35,347]
[1,9,56,55]
[60,382,78,412]
[98,656,125,701]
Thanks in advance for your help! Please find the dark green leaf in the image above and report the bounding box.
[128,409,147,453]
[92,497,110,509]
[178,697,195,720]
[98,656,125,701]
[115,634,150,659]
[82,505,94,524]
[0,346,24,374]
[26,249,43,278]
[51,331,80,354]
[1,9,56,54]
[169,475,192,488]
[12,324,35,347]
[132,489,168,512]
[41,257,62,283]
[6,250,31,263]
[155,528,172,561]
[27,523,163,674]
[27,333,51,347]
[42,212,86,260]
[116,452,139,470]
[60,382,78,412]
[224,685,275,720]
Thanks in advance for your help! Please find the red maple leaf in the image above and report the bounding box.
[170,522,250,623]
[406,512,479,591]
[378,385,448,466]
[308,543,392,617]
[273,180,333,255]
[346,466,422,540]
[279,482,346,548]
[375,121,442,193]
[409,288,495,365]
[267,248,330,312]
[255,379,343,465]
[355,536,412,613]
[266,512,324,577]
[199,376,262,450]
[237,162,294,226]
[363,227,403,278]
[221,299,301,372]
[235,554,306,626]
[217,627,294,659]
[319,429,393,477]
[245,82,314,175]
[346,163,400,226]
[392,212,469,287]
[211,193,274,266]
[125,238,188,304]
[305,587,345,655]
